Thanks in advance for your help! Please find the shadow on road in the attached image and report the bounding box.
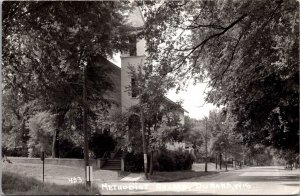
[281,183,300,187]
[181,166,300,182]
[232,175,300,182]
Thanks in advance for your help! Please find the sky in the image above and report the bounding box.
[166,83,217,120]
[109,53,217,120]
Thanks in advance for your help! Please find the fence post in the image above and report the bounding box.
[215,154,218,170]
[121,158,125,172]
[97,158,100,169]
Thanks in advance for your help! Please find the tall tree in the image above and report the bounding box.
[143,0,299,157]
[133,62,181,175]
[111,61,182,176]
[3,1,132,185]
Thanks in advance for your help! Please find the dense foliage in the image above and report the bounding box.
[89,132,116,158]
[2,1,131,157]
[143,0,299,158]
[124,150,194,172]
[124,152,148,172]
[157,150,195,171]
[27,111,56,156]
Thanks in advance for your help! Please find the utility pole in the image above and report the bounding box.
[83,65,91,187]
[205,117,208,172]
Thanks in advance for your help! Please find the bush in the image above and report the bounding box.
[157,151,175,171]
[124,150,195,172]
[63,146,84,159]
[157,150,195,171]
[89,132,116,158]
[183,152,195,170]
[124,152,149,172]
[27,111,56,156]
[59,139,84,159]
[124,152,143,172]
[2,146,28,157]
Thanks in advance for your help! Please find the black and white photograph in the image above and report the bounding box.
[1,0,299,195]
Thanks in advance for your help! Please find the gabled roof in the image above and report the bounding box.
[163,96,189,113]
[94,56,121,107]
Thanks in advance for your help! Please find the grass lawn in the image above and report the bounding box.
[2,171,100,195]
[149,170,219,182]
[2,162,123,185]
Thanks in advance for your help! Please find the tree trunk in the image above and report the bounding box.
[149,124,158,176]
[55,129,60,158]
[204,117,208,172]
[150,150,154,175]
[83,65,90,187]
[225,151,227,171]
[215,154,218,170]
[219,153,222,170]
[55,109,67,158]
[140,104,148,179]
[52,129,57,158]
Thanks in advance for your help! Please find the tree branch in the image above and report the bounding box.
[186,24,226,30]
[167,14,247,76]
[219,32,244,83]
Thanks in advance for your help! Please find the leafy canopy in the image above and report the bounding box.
[143,0,299,155]
[2,1,132,153]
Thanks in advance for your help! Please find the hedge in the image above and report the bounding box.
[124,150,195,172]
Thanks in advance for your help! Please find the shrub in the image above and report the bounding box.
[157,151,175,171]
[182,152,194,170]
[2,146,28,157]
[124,152,143,172]
[157,150,195,171]
[89,132,116,158]
[174,151,187,170]
[27,111,56,156]
[58,138,75,158]
[63,146,84,159]
[124,150,195,172]
[124,152,151,172]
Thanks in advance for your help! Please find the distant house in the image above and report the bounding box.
[166,141,195,156]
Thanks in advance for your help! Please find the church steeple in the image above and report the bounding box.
[120,5,146,112]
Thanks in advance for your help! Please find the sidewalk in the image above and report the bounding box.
[120,173,148,182]
[3,161,236,185]
[118,163,227,182]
